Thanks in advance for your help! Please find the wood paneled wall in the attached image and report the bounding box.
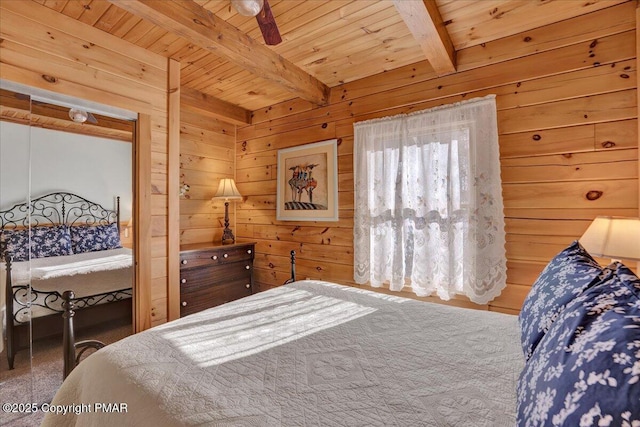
[0,0,172,328]
[235,2,639,313]
[179,102,237,245]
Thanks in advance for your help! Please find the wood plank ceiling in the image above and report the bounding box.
[35,0,629,119]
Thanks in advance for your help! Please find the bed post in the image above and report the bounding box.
[284,250,296,284]
[62,291,77,379]
[2,237,16,370]
[116,196,121,234]
[62,290,106,379]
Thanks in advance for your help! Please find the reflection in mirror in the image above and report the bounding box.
[0,88,34,423]
[0,86,136,424]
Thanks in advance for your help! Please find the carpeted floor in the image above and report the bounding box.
[0,321,132,427]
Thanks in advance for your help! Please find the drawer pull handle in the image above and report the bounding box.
[245,265,250,270]
[181,259,188,265]
[223,253,229,258]
[245,284,250,289]
[182,301,187,307]
[247,249,252,254]
[181,278,187,284]
[211,255,218,260]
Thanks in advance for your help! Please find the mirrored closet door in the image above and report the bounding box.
[0,82,136,423]
[0,87,34,423]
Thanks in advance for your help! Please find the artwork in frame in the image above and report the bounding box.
[276,139,339,221]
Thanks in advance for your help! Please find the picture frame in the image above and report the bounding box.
[276,139,339,221]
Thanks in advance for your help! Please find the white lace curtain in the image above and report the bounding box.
[353,95,506,304]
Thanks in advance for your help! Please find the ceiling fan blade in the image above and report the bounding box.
[86,112,99,124]
[256,0,281,46]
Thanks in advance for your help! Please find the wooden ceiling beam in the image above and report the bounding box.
[393,0,456,75]
[113,0,330,106]
[181,87,251,125]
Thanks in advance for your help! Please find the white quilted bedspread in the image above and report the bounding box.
[43,280,523,427]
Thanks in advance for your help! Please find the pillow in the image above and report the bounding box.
[70,223,122,254]
[3,225,73,261]
[516,263,640,426]
[518,240,602,360]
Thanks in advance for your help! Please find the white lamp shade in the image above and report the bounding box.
[213,178,243,201]
[579,216,640,261]
[231,0,263,17]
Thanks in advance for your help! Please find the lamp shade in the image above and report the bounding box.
[579,216,640,261]
[213,178,243,201]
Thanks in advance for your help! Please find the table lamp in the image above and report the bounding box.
[212,178,243,244]
[579,216,640,263]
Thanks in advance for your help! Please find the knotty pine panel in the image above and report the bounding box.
[502,149,638,168]
[180,169,232,189]
[236,209,355,229]
[179,209,226,229]
[246,224,353,247]
[501,123,637,160]
[239,122,337,156]
[505,219,593,237]
[499,90,637,134]
[181,155,233,176]
[501,152,637,183]
[496,60,635,111]
[507,261,548,287]
[181,139,234,160]
[179,102,236,248]
[236,164,275,183]
[503,180,638,209]
[235,7,637,314]
[181,122,236,147]
[595,119,638,151]
[504,208,639,221]
[454,2,634,73]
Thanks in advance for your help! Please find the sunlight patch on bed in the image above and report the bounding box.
[158,286,377,367]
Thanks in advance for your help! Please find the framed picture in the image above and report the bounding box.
[277,139,339,221]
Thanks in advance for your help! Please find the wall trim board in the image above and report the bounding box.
[167,59,181,322]
[636,2,640,273]
[135,113,153,331]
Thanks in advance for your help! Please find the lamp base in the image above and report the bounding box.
[220,201,235,245]
[221,227,235,245]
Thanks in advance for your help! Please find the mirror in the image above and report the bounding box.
[0,88,34,422]
[0,84,136,422]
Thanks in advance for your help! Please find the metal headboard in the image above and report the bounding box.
[0,192,120,231]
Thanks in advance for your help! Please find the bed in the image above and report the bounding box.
[0,192,133,369]
[45,281,524,425]
[42,242,640,426]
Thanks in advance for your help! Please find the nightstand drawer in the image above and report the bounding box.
[180,266,251,288]
[180,276,252,317]
[180,246,254,269]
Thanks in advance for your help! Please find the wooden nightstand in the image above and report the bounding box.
[179,241,256,317]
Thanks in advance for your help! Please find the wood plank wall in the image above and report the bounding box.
[0,0,171,328]
[179,102,237,245]
[235,2,639,314]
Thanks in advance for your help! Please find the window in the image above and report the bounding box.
[353,96,506,304]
